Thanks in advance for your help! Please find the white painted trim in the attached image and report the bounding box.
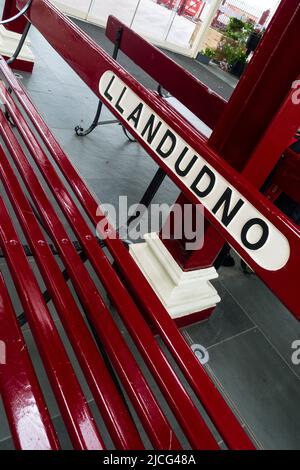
[0,25,34,63]
[130,233,221,319]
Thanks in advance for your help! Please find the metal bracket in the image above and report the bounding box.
[75,27,124,137]
[6,21,32,66]
[0,0,32,26]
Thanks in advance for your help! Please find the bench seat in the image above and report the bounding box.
[0,55,254,450]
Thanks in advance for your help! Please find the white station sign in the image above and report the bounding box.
[99,71,290,272]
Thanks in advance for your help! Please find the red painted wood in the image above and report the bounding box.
[209,0,300,170]
[272,150,300,206]
[106,16,226,130]
[0,186,105,450]
[0,80,219,451]
[1,55,34,72]
[1,1,34,72]
[161,0,300,275]
[0,116,145,451]
[0,273,59,450]
[243,80,300,188]
[0,54,254,449]
[2,0,27,33]
[175,307,213,329]
[14,1,300,319]
[0,95,182,451]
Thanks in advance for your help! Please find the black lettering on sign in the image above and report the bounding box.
[127,102,144,128]
[212,188,244,227]
[241,218,269,250]
[175,147,198,177]
[141,114,162,144]
[191,165,216,198]
[115,87,127,114]
[156,130,177,159]
[104,75,115,101]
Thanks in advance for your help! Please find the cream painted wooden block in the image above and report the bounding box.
[130,233,221,319]
[0,25,34,64]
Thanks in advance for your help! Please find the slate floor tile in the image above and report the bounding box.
[184,280,255,349]
[221,272,300,379]
[205,328,300,449]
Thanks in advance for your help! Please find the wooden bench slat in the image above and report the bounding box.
[0,58,253,450]
[0,273,59,450]
[0,183,105,450]
[106,16,226,130]
[272,149,300,206]
[0,88,185,451]
[0,121,145,451]
[16,1,300,321]
[0,68,226,451]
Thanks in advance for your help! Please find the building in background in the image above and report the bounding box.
[157,0,206,19]
[211,0,271,30]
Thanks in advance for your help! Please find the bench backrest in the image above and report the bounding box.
[0,0,259,451]
[18,0,300,320]
[1,0,299,450]
[105,15,226,130]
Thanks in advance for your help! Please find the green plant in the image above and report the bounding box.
[213,16,254,70]
[215,41,246,66]
[225,17,254,43]
[200,47,215,59]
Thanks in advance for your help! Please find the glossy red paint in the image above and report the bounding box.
[0,53,254,449]
[0,94,184,451]
[210,0,300,169]
[272,150,300,206]
[162,0,300,275]
[0,114,145,451]
[0,186,105,450]
[1,1,34,72]
[2,0,27,33]
[0,273,59,450]
[0,80,218,451]
[1,55,34,72]
[3,0,297,449]
[243,80,300,188]
[106,16,226,130]
[15,1,300,319]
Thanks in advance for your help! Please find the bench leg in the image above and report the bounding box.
[1,2,34,72]
[127,167,166,226]
[14,165,165,326]
[6,20,31,66]
[75,99,120,137]
[75,26,126,138]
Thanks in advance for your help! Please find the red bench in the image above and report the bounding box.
[0,0,299,450]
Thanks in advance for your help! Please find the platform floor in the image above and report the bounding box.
[0,16,299,450]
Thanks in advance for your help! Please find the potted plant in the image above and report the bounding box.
[213,17,256,77]
[246,29,263,54]
[196,47,215,65]
[229,48,247,77]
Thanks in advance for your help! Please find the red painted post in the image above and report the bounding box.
[1,0,34,72]
[160,0,300,319]
[2,0,27,32]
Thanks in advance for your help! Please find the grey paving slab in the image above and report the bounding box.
[0,10,299,450]
[184,280,255,349]
[204,328,300,449]
[221,272,300,379]
[0,399,11,443]
[0,436,14,450]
